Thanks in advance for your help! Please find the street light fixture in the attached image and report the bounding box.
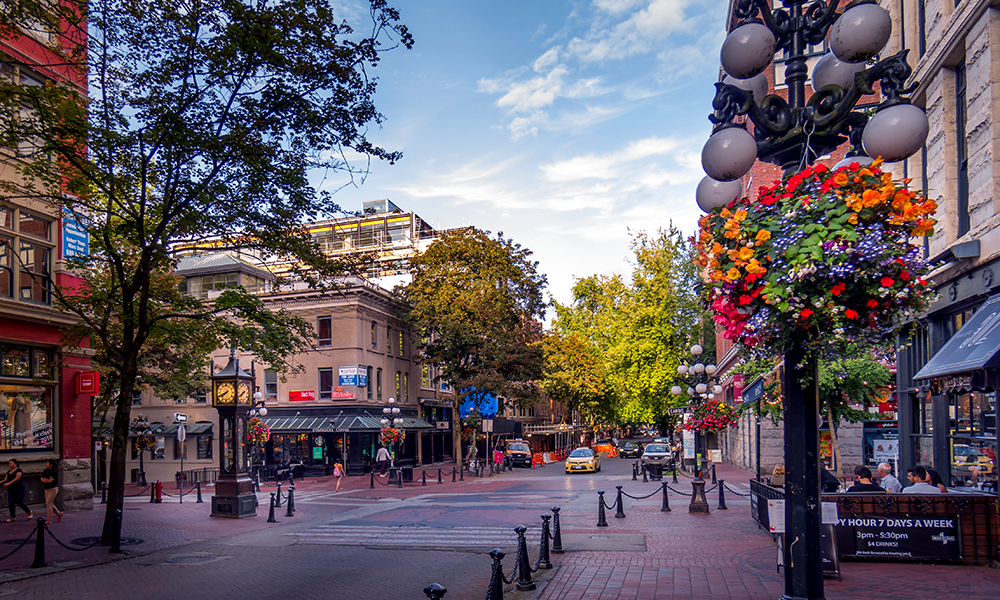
[381,397,404,481]
[130,413,150,487]
[248,388,267,483]
[697,2,929,598]
[672,344,722,514]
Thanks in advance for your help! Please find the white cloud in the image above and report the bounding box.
[567,0,692,63]
[533,47,561,72]
[540,136,685,182]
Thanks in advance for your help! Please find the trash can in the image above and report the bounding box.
[130,468,140,483]
[401,467,414,483]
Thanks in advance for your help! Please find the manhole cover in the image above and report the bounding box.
[166,555,217,564]
[70,536,145,547]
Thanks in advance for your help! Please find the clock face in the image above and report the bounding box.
[237,381,252,405]
[214,381,236,405]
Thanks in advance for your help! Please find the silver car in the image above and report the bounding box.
[641,443,671,467]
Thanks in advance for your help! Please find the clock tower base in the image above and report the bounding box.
[211,493,258,518]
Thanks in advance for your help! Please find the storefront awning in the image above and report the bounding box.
[143,423,213,436]
[263,414,434,433]
[914,293,1000,380]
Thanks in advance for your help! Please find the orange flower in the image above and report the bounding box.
[912,219,934,236]
[862,188,885,208]
[871,157,885,168]
[737,246,754,261]
[745,259,766,274]
[832,173,849,186]
[726,268,741,281]
[713,270,726,281]
[846,193,864,212]
[848,213,858,225]
[724,229,740,239]
[755,229,771,243]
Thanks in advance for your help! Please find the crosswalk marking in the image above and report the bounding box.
[290,525,536,549]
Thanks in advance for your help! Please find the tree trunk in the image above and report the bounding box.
[101,360,139,545]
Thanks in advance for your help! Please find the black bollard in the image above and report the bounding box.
[550,506,564,554]
[422,470,427,486]
[642,464,648,483]
[711,464,717,484]
[289,472,295,487]
[672,466,679,484]
[661,481,671,512]
[718,479,728,510]
[397,468,403,489]
[267,493,277,523]
[30,517,46,568]
[615,485,626,519]
[514,525,536,591]
[452,467,457,483]
[370,471,375,489]
[285,486,295,517]
[275,482,283,507]
[487,549,505,600]
[597,490,608,527]
[537,515,553,569]
[423,583,448,599]
[196,480,204,503]
[100,480,106,504]
[150,481,155,503]
[632,462,637,481]
[459,464,464,481]
[438,468,443,484]
[110,509,123,554]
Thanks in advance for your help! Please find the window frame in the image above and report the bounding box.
[318,367,334,400]
[317,315,333,348]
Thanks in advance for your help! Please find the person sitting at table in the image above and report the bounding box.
[769,464,785,487]
[902,466,941,494]
[849,466,885,492]
[877,462,902,493]
[925,467,948,493]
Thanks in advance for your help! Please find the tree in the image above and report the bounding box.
[399,227,547,410]
[536,331,613,426]
[0,0,412,543]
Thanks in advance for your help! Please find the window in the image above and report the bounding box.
[0,207,52,304]
[198,435,213,459]
[174,439,187,460]
[193,391,207,404]
[132,388,143,405]
[319,368,334,400]
[366,366,374,400]
[0,238,11,298]
[152,437,165,460]
[396,371,401,399]
[18,240,50,302]
[421,364,431,388]
[399,331,404,357]
[18,212,50,240]
[265,370,278,400]
[371,321,378,349]
[403,372,409,402]
[386,327,392,355]
[175,394,187,404]
[956,60,969,237]
[0,386,54,450]
[317,316,332,347]
[376,368,383,401]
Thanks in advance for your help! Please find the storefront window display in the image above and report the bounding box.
[0,387,53,450]
[271,433,310,466]
[949,391,997,486]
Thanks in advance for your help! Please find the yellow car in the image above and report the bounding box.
[565,447,601,474]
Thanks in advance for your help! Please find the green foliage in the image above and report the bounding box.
[398,228,547,409]
[536,331,612,424]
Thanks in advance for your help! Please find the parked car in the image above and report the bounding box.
[641,443,671,468]
[619,441,644,459]
[565,447,601,473]
[505,441,533,468]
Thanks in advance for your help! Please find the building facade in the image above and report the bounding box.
[0,9,93,512]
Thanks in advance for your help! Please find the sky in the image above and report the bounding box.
[328,0,728,311]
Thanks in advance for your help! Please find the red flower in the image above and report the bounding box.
[831,282,846,296]
[899,270,910,281]
[880,277,895,287]
[800,308,813,319]
[867,299,879,309]
[845,309,858,319]
[739,294,753,305]
[813,163,829,174]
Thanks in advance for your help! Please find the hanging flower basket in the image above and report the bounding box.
[248,417,270,445]
[134,435,155,452]
[380,427,405,446]
[695,159,937,355]
[685,399,738,432]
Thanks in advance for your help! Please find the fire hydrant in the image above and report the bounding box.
[154,480,163,503]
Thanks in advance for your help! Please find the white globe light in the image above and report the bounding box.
[833,154,875,170]
[671,385,683,395]
[712,385,724,395]
[392,406,400,414]
[691,344,704,356]
[382,406,390,414]
[693,363,706,374]
[258,406,267,417]
[830,3,891,63]
[687,387,695,396]
[861,104,929,162]
[702,127,757,182]
[811,52,866,93]
[677,364,689,375]
[696,176,743,212]
[720,22,775,79]
[388,397,396,404]
[705,364,717,375]
[708,393,716,400]
[696,383,708,394]
[723,72,768,104]
[380,417,389,425]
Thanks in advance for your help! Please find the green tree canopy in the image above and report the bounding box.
[399,227,547,409]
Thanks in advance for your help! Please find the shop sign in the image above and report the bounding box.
[289,390,315,401]
[338,365,368,387]
[435,421,450,430]
[63,207,90,259]
[871,435,899,460]
[331,388,356,399]
[76,371,100,395]
[835,513,962,561]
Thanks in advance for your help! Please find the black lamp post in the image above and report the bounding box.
[130,414,150,487]
[696,2,928,599]
[672,344,722,514]
[249,388,267,483]
[210,350,257,518]
[381,397,403,480]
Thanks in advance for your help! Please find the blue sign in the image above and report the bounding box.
[742,376,765,405]
[62,209,89,259]
[339,365,364,387]
[459,390,498,418]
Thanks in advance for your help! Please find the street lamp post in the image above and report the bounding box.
[130,414,150,487]
[672,344,723,514]
[697,2,928,598]
[249,388,267,485]
[381,397,404,481]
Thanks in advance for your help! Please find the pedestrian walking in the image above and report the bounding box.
[333,459,344,491]
[376,446,391,475]
[41,458,64,524]
[3,459,33,522]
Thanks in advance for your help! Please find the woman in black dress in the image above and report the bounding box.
[41,459,64,523]
[3,459,33,522]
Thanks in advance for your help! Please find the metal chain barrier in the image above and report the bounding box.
[371,472,394,486]
[602,496,617,510]
[724,483,752,497]
[0,529,36,562]
[621,488,662,500]
[666,485,693,496]
[43,525,105,551]
[127,484,152,497]
[160,483,197,498]
[501,543,521,585]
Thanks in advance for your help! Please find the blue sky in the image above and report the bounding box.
[329,0,728,309]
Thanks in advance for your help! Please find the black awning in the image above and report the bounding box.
[914,293,1000,380]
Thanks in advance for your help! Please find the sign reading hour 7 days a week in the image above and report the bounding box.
[835,513,962,561]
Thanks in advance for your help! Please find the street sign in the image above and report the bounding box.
[481,419,494,432]
[667,407,686,416]
[176,424,186,443]
[742,376,765,405]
